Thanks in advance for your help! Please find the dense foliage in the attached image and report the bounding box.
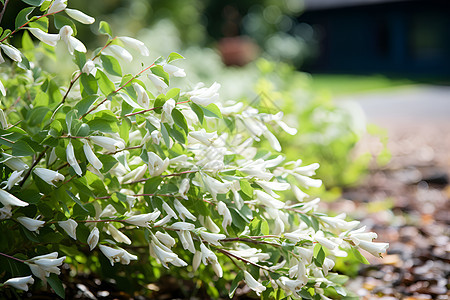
[0,1,388,299]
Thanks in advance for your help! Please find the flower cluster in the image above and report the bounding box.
[0,1,388,298]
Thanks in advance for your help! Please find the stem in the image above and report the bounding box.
[0,136,15,144]
[19,147,49,187]
[221,237,282,248]
[0,252,26,264]
[122,99,192,118]
[81,63,155,119]
[0,0,10,25]
[128,170,198,184]
[0,9,65,43]
[106,144,143,155]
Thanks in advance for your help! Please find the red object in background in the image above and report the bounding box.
[217,36,259,66]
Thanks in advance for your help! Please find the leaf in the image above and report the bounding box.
[47,273,65,299]
[190,102,204,124]
[315,246,325,267]
[119,92,142,109]
[169,124,186,145]
[249,218,262,236]
[15,7,34,29]
[167,52,185,63]
[171,109,188,134]
[161,123,171,148]
[98,21,112,36]
[101,55,122,77]
[12,139,35,157]
[229,270,244,298]
[150,65,169,85]
[21,30,34,51]
[65,110,78,135]
[311,216,320,232]
[166,88,180,101]
[144,177,163,195]
[239,180,253,198]
[351,246,370,264]
[75,95,98,117]
[53,15,76,35]
[153,94,166,114]
[74,51,86,70]
[66,190,88,212]
[29,16,49,31]
[79,74,98,96]
[202,103,222,119]
[0,29,11,41]
[95,70,116,96]
[21,0,45,6]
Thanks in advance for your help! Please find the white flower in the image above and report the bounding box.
[150,240,186,268]
[155,231,176,248]
[211,261,223,278]
[125,210,161,227]
[147,73,168,93]
[59,25,86,54]
[0,109,7,130]
[66,141,82,176]
[132,83,150,109]
[27,252,66,281]
[170,221,195,231]
[117,247,138,264]
[150,130,161,145]
[162,202,177,219]
[200,243,218,266]
[292,173,322,189]
[278,276,306,294]
[65,8,95,24]
[47,0,67,14]
[0,189,28,207]
[6,170,24,190]
[58,219,78,240]
[82,60,97,75]
[322,257,335,276]
[263,130,282,152]
[358,240,389,257]
[27,28,60,46]
[192,251,201,271]
[187,82,220,106]
[178,178,190,199]
[103,44,132,62]
[291,184,308,202]
[147,152,169,176]
[17,216,45,232]
[122,165,147,184]
[163,64,186,77]
[314,231,339,250]
[296,246,314,264]
[0,205,12,220]
[161,98,175,125]
[0,44,22,62]
[199,215,220,233]
[255,180,290,197]
[33,167,64,186]
[199,231,225,246]
[98,204,117,218]
[319,213,359,231]
[118,36,149,56]
[174,199,196,221]
[243,271,266,294]
[0,79,6,96]
[177,230,195,253]
[254,190,285,209]
[82,140,103,171]
[203,175,230,201]
[3,276,34,292]
[189,129,217,145]
[2,154,28,171]
[217,201,232,233]
[98,245,124,266]
[87,227,99,250]
[90,135,124,152]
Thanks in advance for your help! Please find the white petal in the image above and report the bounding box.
[65,8,95,24]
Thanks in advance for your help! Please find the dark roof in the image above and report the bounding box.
[304,0,411,10]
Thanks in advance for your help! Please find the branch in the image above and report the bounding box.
[19,147,49,187]
[0,0,10,25]
[216,248,277,273]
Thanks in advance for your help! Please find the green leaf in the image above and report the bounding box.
[229,270,244,298]
[12,140,35,157]
[75,123,90,137]
[300,214,313,228]
[75,95,98,117]
[190,103,204,123]
[96,70,116,96]
[311,216,320,232]
[53,15,76,35]
[171,109,188,134]
[169,124,186,144]
[65,110,78,135]
[202,103,222,119]
[15,7,34,29]
[249,218,262,236]
[0,29,11,41]
[351,246,370,264]
[167,52,185,63]
[144,177,163,195]
[150,65,169,85]
[119,118,131,143]
[79,74,98,96]
[21,30,34,51]
[21,0,45,6]
[315,246,325,267]
[47,273,65,299]
[166,88,180,101]
[66,190,88,212]
[74,51,86,70]
[101,55,122,77]
[29,16,49,31]
[98,21,112,36]
[161,123,171,148]
[153,94,166,114]
[240,180,253,198]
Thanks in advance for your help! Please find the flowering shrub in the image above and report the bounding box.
[0,1,388,298]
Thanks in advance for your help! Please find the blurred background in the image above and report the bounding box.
[3,0,449,298]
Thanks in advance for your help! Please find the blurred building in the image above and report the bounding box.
[301,0,450,77]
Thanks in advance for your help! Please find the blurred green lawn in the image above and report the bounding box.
[310,74,414,95]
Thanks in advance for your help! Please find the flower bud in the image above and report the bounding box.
[58,219,78,240]
[17,216,45,232]
[87,227,99,250]
[3,275,34,292]
[27,28,60,46]
[47,0,67,14]
[0,44,22,62]
[65,8,95,24]
[118,36,149,56]
[33,167,65,186]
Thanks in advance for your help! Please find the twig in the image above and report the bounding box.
[0,135,15,144]
[19,147,49,187]
[216,248,276,273]
[0,0,10,25]
[0,251,26,264]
